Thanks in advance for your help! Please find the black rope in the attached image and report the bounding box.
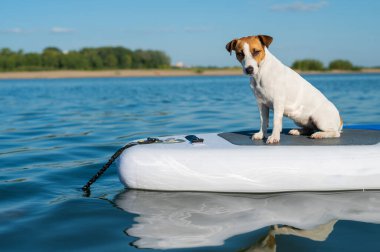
[81,137,160,194]
[82,142,137,192]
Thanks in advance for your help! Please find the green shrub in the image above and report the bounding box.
[328,59,356,70]
[291,59,324,71]
[194,68,204,74]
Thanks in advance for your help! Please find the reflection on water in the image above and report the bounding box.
[114,190,380,250]
[241,221,337,252]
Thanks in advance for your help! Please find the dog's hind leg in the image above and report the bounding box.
[310,131,340,139]
[289,128,314,136]
[289,119,315,136]
[309,119,341,139]
[309,102,341,139]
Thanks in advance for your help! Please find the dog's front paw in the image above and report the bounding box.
[266,135,280,144]
[252,131,264,140]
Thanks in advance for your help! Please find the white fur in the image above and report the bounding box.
[242,43,259,75]
[241,44,341,144]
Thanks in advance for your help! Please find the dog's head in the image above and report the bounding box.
[226,35,273,76]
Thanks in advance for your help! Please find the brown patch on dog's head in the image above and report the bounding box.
[226,35,273,65]
[257,35,273,48]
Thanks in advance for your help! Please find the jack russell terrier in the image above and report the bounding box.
[226,35,343,144]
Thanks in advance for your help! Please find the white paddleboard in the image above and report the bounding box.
[117,128,380,192]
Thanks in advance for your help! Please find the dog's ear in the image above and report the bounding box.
[226,39,238,55]
[258,35,273,48]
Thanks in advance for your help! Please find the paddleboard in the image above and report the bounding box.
[117,127,380,192]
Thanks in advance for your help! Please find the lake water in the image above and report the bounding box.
[1,74,380,251]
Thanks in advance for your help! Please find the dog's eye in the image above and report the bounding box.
[236,51,244,57]
[252,49,261,57]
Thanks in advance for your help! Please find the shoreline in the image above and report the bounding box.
[0,68,379,80]
[0,69,242,80]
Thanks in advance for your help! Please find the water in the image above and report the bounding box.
[1,74,380,251]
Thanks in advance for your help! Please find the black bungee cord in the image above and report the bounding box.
[82,137,160,195]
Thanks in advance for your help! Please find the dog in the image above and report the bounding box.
[226,35,342,144]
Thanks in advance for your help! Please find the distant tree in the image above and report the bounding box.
[80,48,104,69]
[42,47,62,69]
[150,50,171,69]
[120,54,132,68]
[328,59,356,70]
[89,53,104,69]
[0,56,6,71]
[103,54,117,68]
[292,59,324,71]
[5,55,17,70]
[61,51,90,69]
[0,48,15,70]
[112,46,133,68]
[23,53,42,69]
[43,47,62,54]
[24,53,41,65]
[90,55,104,69]
[133,49,170,69]
[0,48,13,56]
[132,49,147,68]
[0,46,171,71]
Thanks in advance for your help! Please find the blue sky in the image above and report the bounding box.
[0,0,379,67]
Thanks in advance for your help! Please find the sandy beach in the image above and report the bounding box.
[0,68,379,80]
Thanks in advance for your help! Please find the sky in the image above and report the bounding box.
[0,0,379,67]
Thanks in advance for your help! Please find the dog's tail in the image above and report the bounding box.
[339,116,344,132]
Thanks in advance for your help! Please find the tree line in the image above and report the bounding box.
[292,59,361,71]
[0,47,171,71]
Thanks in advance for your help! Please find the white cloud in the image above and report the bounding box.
[50,27,75,33]
[0,27,75,34]
[270,1,328,12]
[0,28,26,34]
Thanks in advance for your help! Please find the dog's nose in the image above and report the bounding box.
[245,66,254,75]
